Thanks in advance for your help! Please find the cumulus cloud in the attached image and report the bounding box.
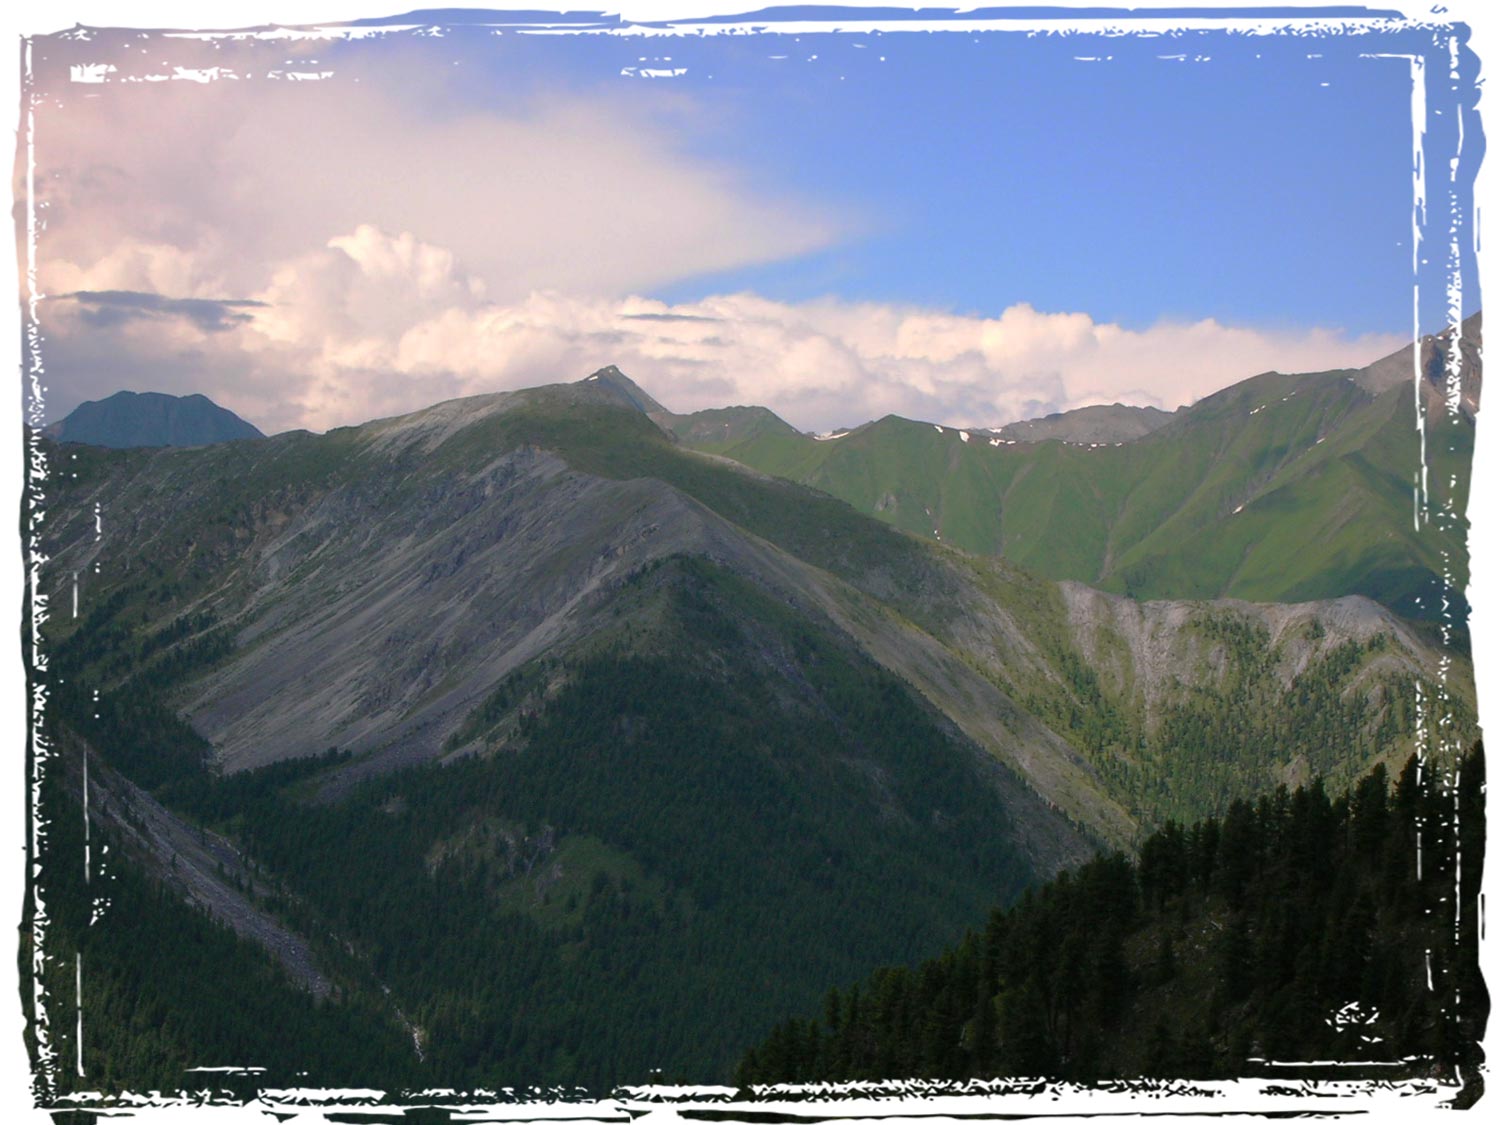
[24,37,837,307]
[22,31,1404,436]
[36,224,1405,435]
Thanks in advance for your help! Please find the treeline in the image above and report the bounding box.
[45,585,229,793]
[738,748,1486,1089]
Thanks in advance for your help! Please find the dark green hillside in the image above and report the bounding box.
[738,749,1486,1095]
[24,771,418,1098]
[1019,612,1453,827]
[35,554,1089,1091]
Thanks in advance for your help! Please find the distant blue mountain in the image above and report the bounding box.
[45,391,265,448]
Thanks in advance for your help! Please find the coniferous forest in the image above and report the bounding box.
[17,7,1488,1113]
[738,750,1486,1096]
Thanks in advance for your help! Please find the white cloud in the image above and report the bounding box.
[25,41,836,307]
[23,32,1405,436]
[37,223,1407,435]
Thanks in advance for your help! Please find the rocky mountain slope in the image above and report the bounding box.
[1354,312,1482,417]
[30,362,1477,1088]
[41,368,1473,836]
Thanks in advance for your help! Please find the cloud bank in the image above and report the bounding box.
[39,224,1405,435]
[26,37,836,317]
[24,33,1403,436]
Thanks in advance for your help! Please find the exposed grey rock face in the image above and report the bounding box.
[59,733,332,997]
[184,447,780,775]
[1058,582,1435,712]
[579,364,668,414]
[1353,312,1482,418]
[45,390,265,448]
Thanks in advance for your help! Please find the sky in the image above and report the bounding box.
[14,4,1484,435]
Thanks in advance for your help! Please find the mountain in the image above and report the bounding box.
[993,402,1174,445]
[1353,312,1482,416]
[581,363,668,414]
[655,403,802,450]
[29,364,1476,1091]
[669,317,1480,624]
[44,390,265,448]
[40,370,1469,831]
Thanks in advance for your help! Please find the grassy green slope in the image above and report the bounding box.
[1110,377,1466,617]
[677,369,1466,621]
[1101,372,1367,590]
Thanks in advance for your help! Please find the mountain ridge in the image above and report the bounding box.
[994,402,1175,445]
[657,320,1479,622]
[40,372,1472,839]
[31,353,1477,1088]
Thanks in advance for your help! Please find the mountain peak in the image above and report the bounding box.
[578,366,667,415]
[44,389,265,448]
[1352,313,1482,417]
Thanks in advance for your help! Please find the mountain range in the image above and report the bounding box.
[660,314,1480,624]
[25,319,1480,1092]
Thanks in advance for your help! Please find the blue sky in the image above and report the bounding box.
[21,5,1481,432]
[325,8,1470,334]
[667,31,1425,331]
